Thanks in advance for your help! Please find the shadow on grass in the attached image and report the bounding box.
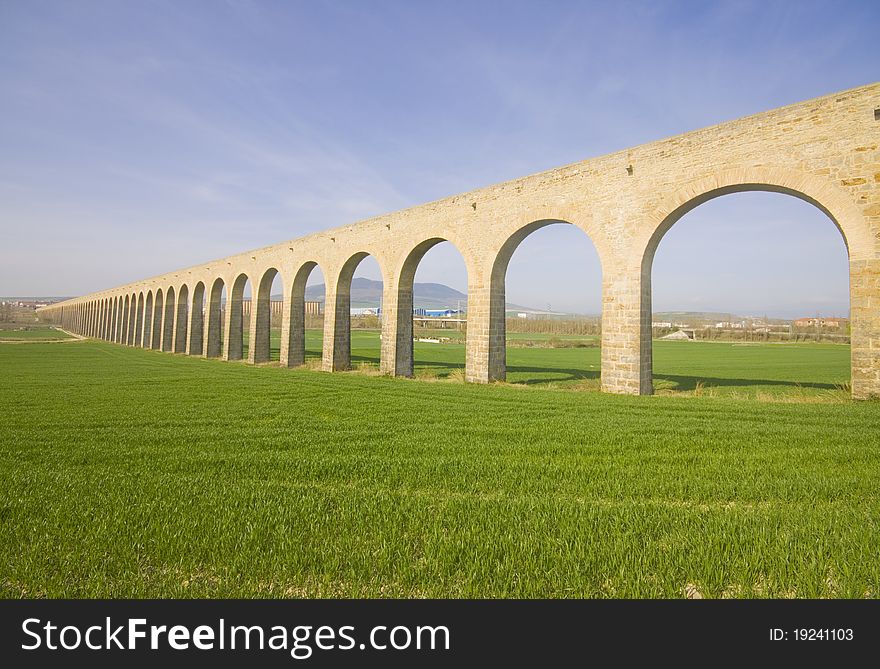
[653,374,837,391]
[308,351,837,392]
[505,366,600,385]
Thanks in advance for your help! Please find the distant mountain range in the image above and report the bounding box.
[301,278,466,309]
[295,278,544,311]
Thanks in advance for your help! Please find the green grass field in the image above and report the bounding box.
[1,338,877,599]
[0,326,73,341]
[259,329,850,399]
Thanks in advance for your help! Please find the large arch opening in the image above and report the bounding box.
[646,189,850,397]
[329,253,383,371]
[189,282,205,355]
[225,273,251,361]
[395,239,468,379]
[250,268,282,364]
[162,286,176,352]
[493,220,603,386]
[206,279,226,358]
[287,262,326,367]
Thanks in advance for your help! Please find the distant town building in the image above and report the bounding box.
[793,317,847,328]
[424,309,462,318]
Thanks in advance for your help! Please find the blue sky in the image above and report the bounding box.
[1,0,876,316]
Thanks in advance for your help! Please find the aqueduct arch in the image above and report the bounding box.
[39,83,880,398]
[483,219,604,383]
[225,274,250,361]
[634,169,875,395]
[251,268,280,365]
[206,278,225,359]
[188,282,205,356]
[285,261,325,368]
[384,237,471,378]
[323,251,388,373]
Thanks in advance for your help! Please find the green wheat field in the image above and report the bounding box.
[2,331,878,598]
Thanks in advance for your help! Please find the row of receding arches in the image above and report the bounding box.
[49,252,456,371]
[49,272,280,362]
[49,228,586,375]
[43,181,863,394]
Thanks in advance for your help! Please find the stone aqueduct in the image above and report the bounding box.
[38,83,880,398]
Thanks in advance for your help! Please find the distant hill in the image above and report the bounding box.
[303,278,467,310]
[295,278,544,312]
[653,311,790,324]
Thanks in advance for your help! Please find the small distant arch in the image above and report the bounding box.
[225,273,251,361]
[152,289,164,349]
[174,284,189,353]
[286,261,326,367]
[111,296,119,342]
[127,293,137,345]
[189,281,206,356]
[123,294,132,345]
[143,291,154,348]
[251,267,282,364]
[162,286,176,352]
[206,278,226,358]
[135,292,145,347]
